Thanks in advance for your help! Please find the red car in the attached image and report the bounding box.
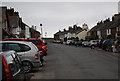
[25,38,47,56]
[3,38,47,57]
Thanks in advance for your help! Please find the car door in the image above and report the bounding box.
[5,43,25,59]
[18,43,33,61]
[11,53,25,80]
[6,54,25,81]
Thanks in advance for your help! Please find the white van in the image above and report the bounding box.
[66,40,72,45]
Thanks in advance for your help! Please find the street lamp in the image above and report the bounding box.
[40,24,43,38]
[45,32,47,38]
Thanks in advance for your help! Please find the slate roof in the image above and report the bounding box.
[71,27,82,34]
[109,19,120,29]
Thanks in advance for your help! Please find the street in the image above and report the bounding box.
[27,43,118,79]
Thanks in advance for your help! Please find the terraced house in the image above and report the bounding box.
[54,24,89,41]
[87,13,120,40]
[0,6,41,39]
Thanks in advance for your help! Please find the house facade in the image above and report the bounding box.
[87,13,120,40]
[1,6,41,39]
[77,23,89,40]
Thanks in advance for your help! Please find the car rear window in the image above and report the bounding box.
[26,40,42,45]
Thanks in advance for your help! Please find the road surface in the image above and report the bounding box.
[27,43,118,80]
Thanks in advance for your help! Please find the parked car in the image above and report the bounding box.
[102,39,116,52]
[115,39,120,53]
[4,38,47,65]
[74,41,82,46]
[69,41,75,45]
[89,40,99,49]
[3,38,25,41]
[4,38,47,56]
[82,41,89,47]
[1,50,26,81]
[66,40,73,45]
[0,41,42,73]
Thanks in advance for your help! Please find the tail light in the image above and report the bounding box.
[40,53,43,56]
[34,54,39,59]
[42,46,46,50]
[2,56,12,81]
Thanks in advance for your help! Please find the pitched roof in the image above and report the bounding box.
[89,25,98,32]
[109,19,120,29]
[70,27,82,34]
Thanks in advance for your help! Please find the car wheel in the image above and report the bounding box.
[40,58,44,67]
[91,45,95,49]
[22,61,32,73]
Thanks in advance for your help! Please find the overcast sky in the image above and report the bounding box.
[1,1,119,38]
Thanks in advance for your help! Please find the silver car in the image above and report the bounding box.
[0,41,42,72]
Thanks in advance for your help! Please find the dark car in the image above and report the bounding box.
[82,41,89,47]
[74,41,82,46]
[1,50,26,81]
[115,39,120,52]
[102,39,115,51]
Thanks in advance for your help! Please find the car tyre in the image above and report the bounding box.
[22,61,32,73]
[91,45,95,49]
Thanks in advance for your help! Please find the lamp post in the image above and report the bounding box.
[40,24,43,39]
[45,32,47,38]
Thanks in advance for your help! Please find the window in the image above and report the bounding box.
[118,26,120,31]
[0,43,8,51]
[26,40,42,45]
[107,29,111,35]
[2,43,31,52]
[7,43,22,52]
[19,44,31,52]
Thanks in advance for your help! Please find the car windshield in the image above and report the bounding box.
[26,40,42,45]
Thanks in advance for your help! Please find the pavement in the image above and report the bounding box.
[26,43,119,80]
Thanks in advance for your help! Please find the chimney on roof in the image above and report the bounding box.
[14,12,19,16]
[59,30,61,32]
[97,21,100,25]
[7,7,14,16]
[82,23,88,30]
[63,28,66,32]
[103,18,110,23]
[73,24,77,30]
[112,14,120,21]
[68,26,72,30]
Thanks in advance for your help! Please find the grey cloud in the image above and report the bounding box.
[2,2,118,38]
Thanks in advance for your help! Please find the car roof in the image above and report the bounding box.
[26,38,43,42]
[26,38,42,40]
[0,41,32,44]
[3,38,25,40]
[4,38,43,41]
